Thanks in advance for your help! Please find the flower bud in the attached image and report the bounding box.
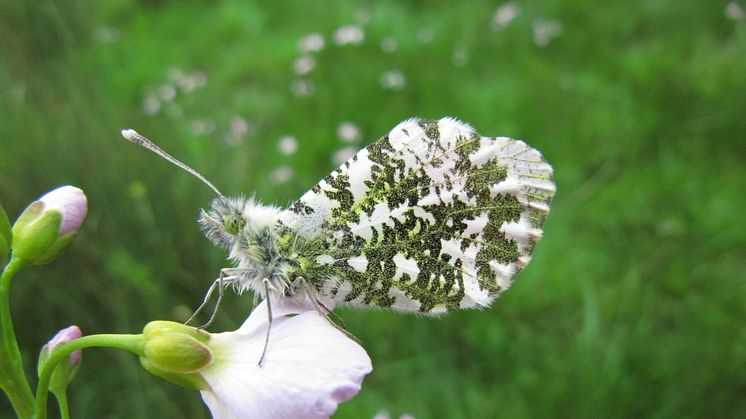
[11,186,87,265]
[38,326,83,394]
[0,204,10,267]
[140,321,211,390]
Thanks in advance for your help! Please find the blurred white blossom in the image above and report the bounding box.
[290,79,316,97]
[380,70,406,90]
[492,2,521,30]
[381,37,398,53]
[278,136,298,155]
[726,2,744,20]
[372,411,416,419]
[271,166,294,184]
[532,18,563,47]
[168,68,208,93]
[334,146,358,165]
[225,116,252,146]
[293,55,316,76]
[337,122,361,143]
[158,84,177,102]
[189,119,216,135]
[298,33,326,53]
[373,411,391,419]
[417,27,434,44]
[334,25,365,45]
[452,47,468,67]
[143,94,160,115]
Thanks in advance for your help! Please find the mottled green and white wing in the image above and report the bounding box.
[276,117,554,314]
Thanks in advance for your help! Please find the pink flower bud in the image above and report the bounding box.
[38,186,87,235]
[38,325,84,394]
[12,185,88,265]
[47,325,83,367]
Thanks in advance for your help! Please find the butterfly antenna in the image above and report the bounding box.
[121,129,224,197]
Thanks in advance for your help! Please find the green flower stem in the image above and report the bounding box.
[0,257,34,418]
[34,333,144,419]
[52,390,69,419]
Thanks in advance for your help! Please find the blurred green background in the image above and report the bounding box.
[1,0,745,418]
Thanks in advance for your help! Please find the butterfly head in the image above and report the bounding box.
[199,196,282,250]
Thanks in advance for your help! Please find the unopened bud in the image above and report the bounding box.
[11,186,87,265]
[38,326,83,394]
[140,321,211,390]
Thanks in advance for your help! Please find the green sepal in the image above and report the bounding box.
[142,333,212,374]
[37,342,82,396]
[0,204,10,267]
[139,321,212,389]
[143,321,210,344]
[11,202,62,265]
[33,233,76,265]
[140,358,208,390]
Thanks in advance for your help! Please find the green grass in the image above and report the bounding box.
[1,0,745,417]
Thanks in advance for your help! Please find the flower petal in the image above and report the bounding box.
[39,185,87,235]
[200,301,372,419]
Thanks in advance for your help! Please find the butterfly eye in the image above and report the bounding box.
[223,213,244,235]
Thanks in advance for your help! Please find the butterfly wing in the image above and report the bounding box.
[276,117,554,314]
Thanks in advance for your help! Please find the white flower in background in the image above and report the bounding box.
[168,68,208,93]
[452,47,468,67]
[278,136,298,155]
[293,55,316,76]
[158,84,177,102]
[372,411,416,419]
[334,147,358,165]
[726,2,744,20]
[271,166,294,184]
[200,300,372,419]
[337,122,361,143]
[417,27,434,44]
[290,79,316,97]
[298,33,325,53]
[333,25,365,46]
[492,2,520,30]
[225,116,252,146]
[381,37,397,53]
[190,119,216,135]
[380,70,406,90]
[532,18,563,47]
[143,94,160,115]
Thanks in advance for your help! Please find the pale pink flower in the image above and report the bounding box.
[38,186,87,235]
[199,300,372,419]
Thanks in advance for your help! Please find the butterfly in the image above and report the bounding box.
[123,117,554,362]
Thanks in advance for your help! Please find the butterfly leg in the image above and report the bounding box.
[185,277,220,326]
[198,271,227,330]
[187,268,240,329]
[297,277,360,344]
[257,277,273,367]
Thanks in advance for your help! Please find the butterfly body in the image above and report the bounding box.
[199,117,555,314]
